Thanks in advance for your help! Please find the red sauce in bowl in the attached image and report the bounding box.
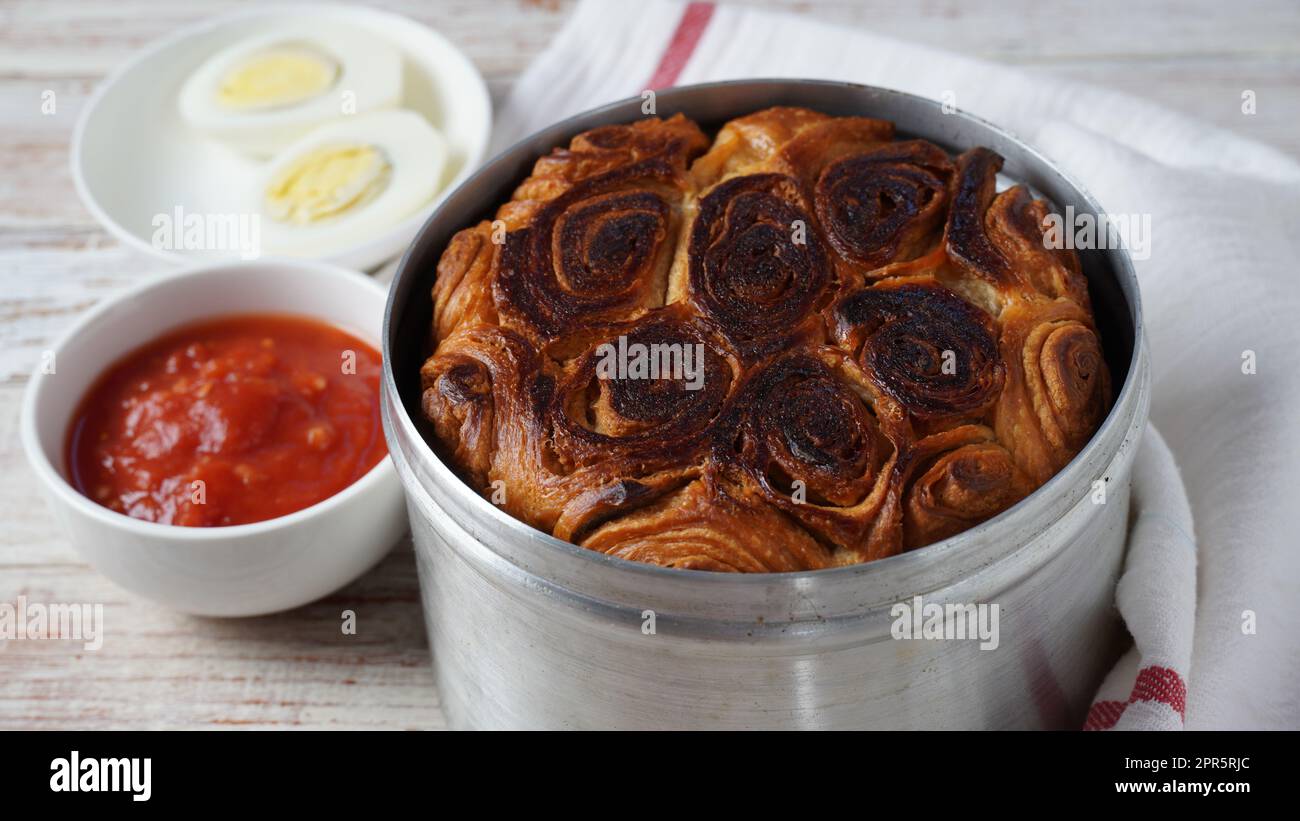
[66,314,387,527]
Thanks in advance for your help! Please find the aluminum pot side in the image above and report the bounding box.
[380,80,1151,729]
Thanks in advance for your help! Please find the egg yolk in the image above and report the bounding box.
[263,143,392,225]
[218,46,338,111]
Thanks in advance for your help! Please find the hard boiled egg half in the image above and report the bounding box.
[179,26,401,156]
[255,109,448,258]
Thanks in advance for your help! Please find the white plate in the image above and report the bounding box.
[71,3,492,271]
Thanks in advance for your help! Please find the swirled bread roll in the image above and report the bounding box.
[420,108,1111,572]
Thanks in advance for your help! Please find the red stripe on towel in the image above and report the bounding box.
[1083,666,1187,730]
[1083,700,1128,731]
[645,2,715,89]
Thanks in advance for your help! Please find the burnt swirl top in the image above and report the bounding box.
[421,108,1111,572]
[814,140,953,271]
[687,172,832,353]
[832,280,1005,420]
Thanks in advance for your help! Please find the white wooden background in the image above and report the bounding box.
[2,0,1296,729]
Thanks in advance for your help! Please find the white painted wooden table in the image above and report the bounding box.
[2,0,1296,729]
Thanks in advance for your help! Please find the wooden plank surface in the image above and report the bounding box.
[2,0,1297,729]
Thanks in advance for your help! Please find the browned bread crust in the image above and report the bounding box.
[419,108,1110,571]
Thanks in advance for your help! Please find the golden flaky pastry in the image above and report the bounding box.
[420,108,1111,572]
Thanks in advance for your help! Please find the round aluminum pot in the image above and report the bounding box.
[381,80,1151,730]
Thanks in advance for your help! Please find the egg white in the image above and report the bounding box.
[179,25,402,157]
[254,109,448,258]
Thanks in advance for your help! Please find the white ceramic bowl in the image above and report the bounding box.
[71,3,492,271]
[21,260,407,617]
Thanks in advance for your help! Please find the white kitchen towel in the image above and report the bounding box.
[1084,427,1196,730]
[492,0,1300,729]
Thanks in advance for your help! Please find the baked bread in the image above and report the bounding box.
[419,107,1111,572]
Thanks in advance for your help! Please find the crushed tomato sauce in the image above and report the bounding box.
[66,314,387,526]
